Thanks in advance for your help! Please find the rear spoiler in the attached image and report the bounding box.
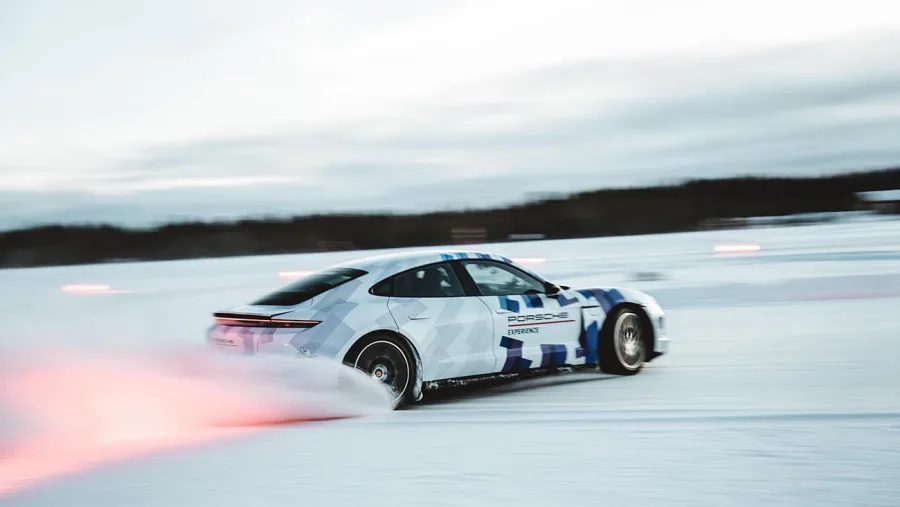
[212,312,319,329]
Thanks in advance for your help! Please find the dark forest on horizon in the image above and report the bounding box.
[2,167,899,269]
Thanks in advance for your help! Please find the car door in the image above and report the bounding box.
[385,261,498,381]
[456,259,583,373]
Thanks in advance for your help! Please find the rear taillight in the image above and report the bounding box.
[212,313,320,329]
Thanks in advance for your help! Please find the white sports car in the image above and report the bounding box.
[207,251,669,407]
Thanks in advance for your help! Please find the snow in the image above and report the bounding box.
[2,218,900,506]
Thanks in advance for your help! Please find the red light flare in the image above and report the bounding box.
[713,244,761,254]
[511,257,546,265]
[60,284,134,295]
[0,351,357,498]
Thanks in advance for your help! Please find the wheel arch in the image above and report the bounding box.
[342,329,425,402]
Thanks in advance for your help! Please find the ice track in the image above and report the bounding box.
[1,218,899,506]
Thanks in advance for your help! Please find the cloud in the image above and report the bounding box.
[2,2,900,229]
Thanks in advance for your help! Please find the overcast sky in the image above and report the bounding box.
[2,0,900,229]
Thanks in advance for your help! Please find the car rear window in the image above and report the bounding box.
[252,268,367,306]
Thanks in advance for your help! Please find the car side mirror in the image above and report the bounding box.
[544,282,561,296]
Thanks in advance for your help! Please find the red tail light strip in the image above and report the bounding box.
[213,313,320,329]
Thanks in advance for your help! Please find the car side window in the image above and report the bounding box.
[371,279,393,297]
[462,261,546,296]
[393,263,466,298]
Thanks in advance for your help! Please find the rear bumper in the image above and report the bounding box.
[206,324,303,355]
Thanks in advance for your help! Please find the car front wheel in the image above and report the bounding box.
[598,308,648,375]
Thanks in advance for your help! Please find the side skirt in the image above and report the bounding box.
[421,364,599,395]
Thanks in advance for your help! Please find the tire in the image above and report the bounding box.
[597,307,649,375]
[349,335,416,409]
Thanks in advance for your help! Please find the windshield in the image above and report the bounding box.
[252,267,367,306]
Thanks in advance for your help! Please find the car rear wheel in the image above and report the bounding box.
[598,308,648,375]
[352,337,415,409]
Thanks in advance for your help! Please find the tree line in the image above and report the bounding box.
[2,167,898,268]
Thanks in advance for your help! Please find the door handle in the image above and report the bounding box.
[495,309,513,314]
[409,315,431,320]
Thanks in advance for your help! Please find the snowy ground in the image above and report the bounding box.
[2,218,899,506]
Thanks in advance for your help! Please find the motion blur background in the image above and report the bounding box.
[2,1,900,506]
